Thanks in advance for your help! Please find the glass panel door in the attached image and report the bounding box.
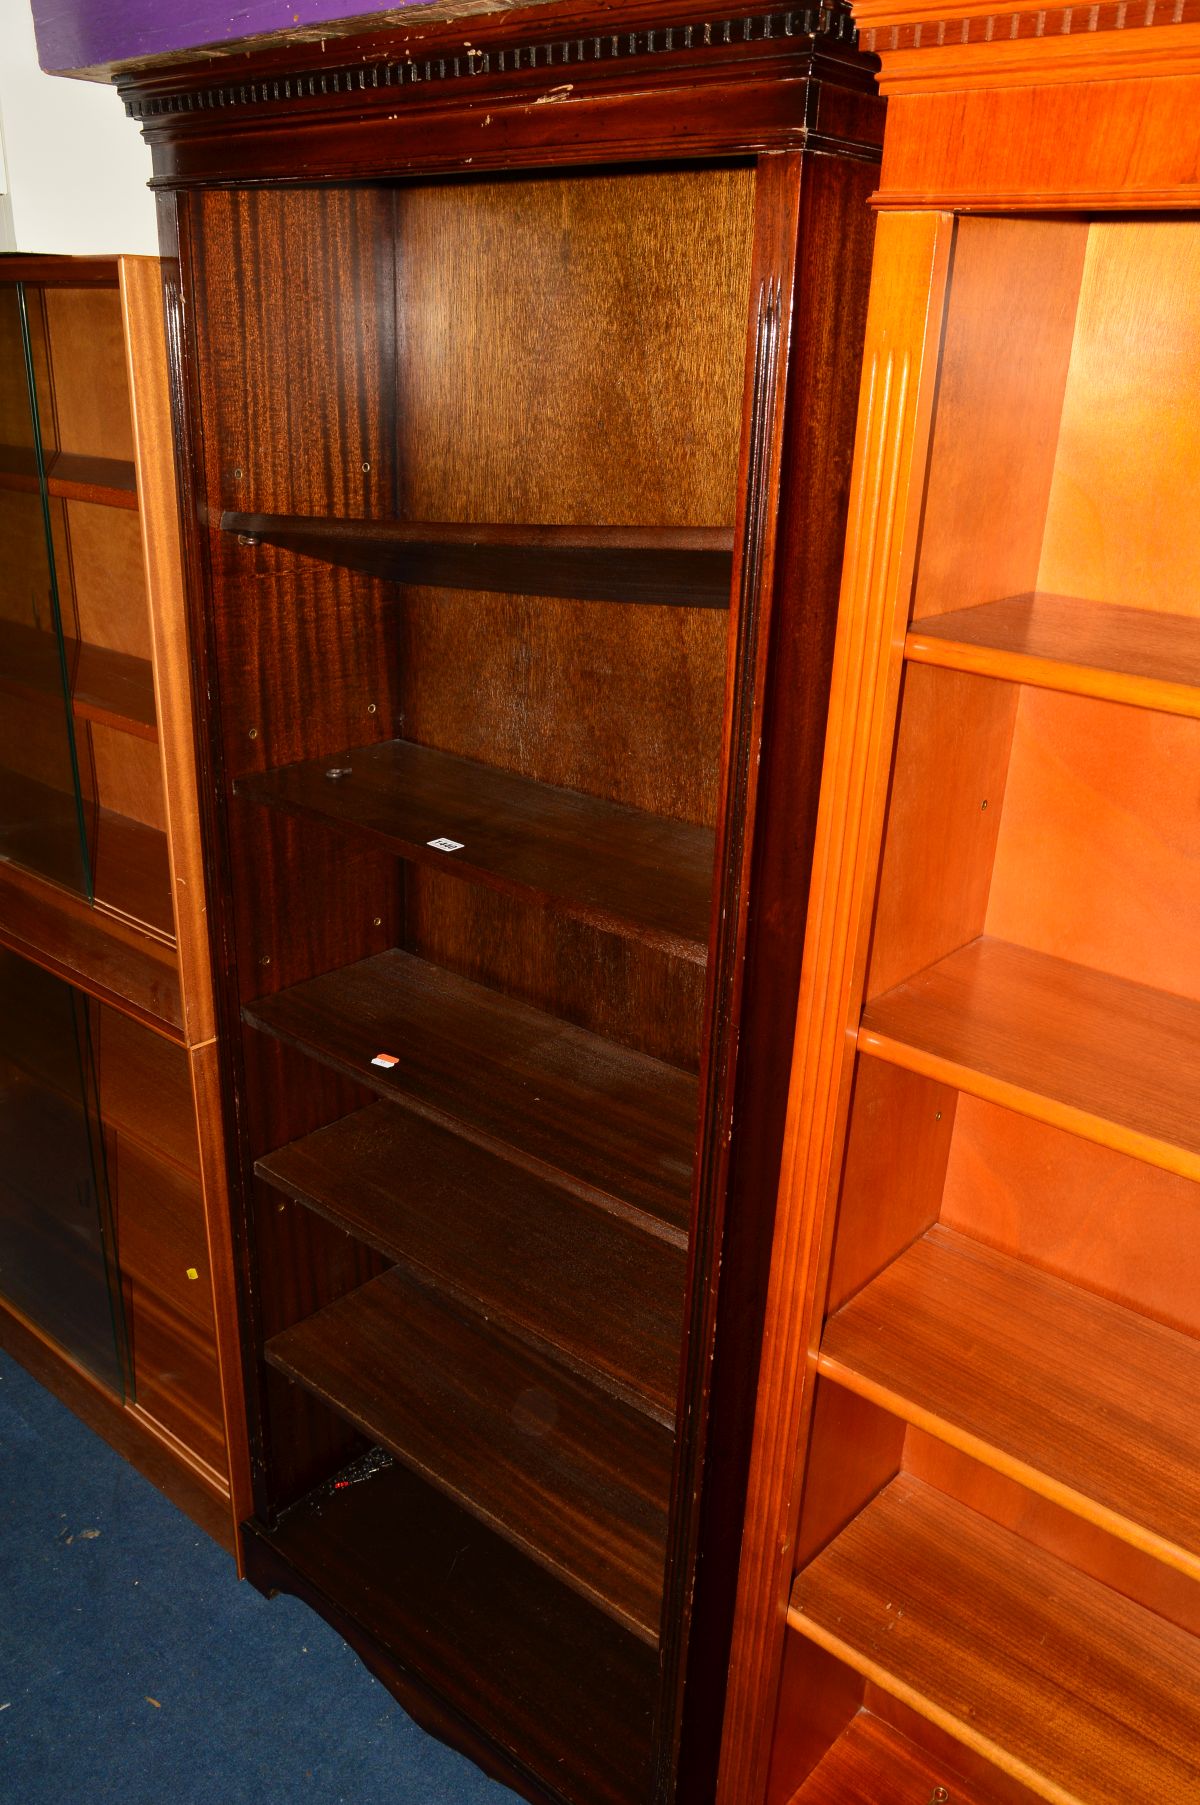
[0,279,94,898]
[0,948,128,1395]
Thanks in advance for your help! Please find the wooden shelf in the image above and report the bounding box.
[0,767,174,946]
[266,1263,672,1642]
[237,738,712,965]
[0,443,138,510]
[906,593,1200,718]
[0,818,180,1033]
[788,1475,1200,1805]
[245,950,697,1240]
[820,1224,1200,1578]
[220,512,735,608]
[859,936,1200,1181]
[791,1711,1020,1805]
[0,618,157,739]
[257,1101,684,1422]
[244,1448,658,1805]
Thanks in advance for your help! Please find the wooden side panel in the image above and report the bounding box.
[121,255,209,1036]
[674,144,883,1803]
[865,664,1016,1000]
[717,212,955,1805]
[913,216,1086,622]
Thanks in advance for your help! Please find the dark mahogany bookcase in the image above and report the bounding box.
[113,6,883,1800]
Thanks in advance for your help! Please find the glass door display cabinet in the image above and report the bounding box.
[720,7,1200,1803]
[0,254,248,1551]
[114,5,884,1800]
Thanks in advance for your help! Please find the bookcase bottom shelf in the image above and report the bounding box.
[243,1449,657,1805]
[788,1474,1200,1805]
[265,1263,671,1643]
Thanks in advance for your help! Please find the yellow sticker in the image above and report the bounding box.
[186,1267,199,1281]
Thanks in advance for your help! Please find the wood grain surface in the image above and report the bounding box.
[0,616,156,738]
[821,1223,1200,1576]
[245,948,697,1236]
[0,445,137,509]
[791,1709,1029,1805]
[908,593,1200,717]
[266,1263,672,1641]
[1039,221,1200,615]
[717,211,956,1805]
[244,1449,657,1805]
[985,686,1200,1006]
[860,936,1200,1181]
[221,513,735,609]
[257,1100,685,1422]
[238,736,714,964]
[789,1474,1200,1805]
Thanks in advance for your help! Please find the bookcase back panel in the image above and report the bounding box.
[0,290,32,444]
[54,501,152,659]
[0,492,56,627]
[43,288,136,466]
[89,725,166,832]
[0,688,87,795]
[986,686,1200,1001]
[866,667,1200,1005]
[407,874,706,1070]
[392,166,753,823]
[399,588,727,824]
[941,1094,1200,1337]
[1039,219,1200,615]
[392,167,753,531]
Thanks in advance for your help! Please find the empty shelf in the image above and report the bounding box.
[789,1475,1200,1805]
[859,937,1200,1182]
[221,512,734,607]
[266,1265,672,1641]
[237,738,711,964]
[906,593,1200,718]
[0,443,138,509]
[257,1101,685,1422]
[245,949,697,1238]
[0,617,156,738]
[820,1224,1200,1578]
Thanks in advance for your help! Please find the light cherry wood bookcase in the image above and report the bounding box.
[719,10,1200,1803]
[0,254,250,1550]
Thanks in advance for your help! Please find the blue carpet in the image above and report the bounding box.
[0,1353,517,1804]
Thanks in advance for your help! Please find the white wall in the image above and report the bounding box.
[0,0,157,255]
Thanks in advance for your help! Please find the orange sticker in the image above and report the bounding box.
[371,1053,399,1069]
